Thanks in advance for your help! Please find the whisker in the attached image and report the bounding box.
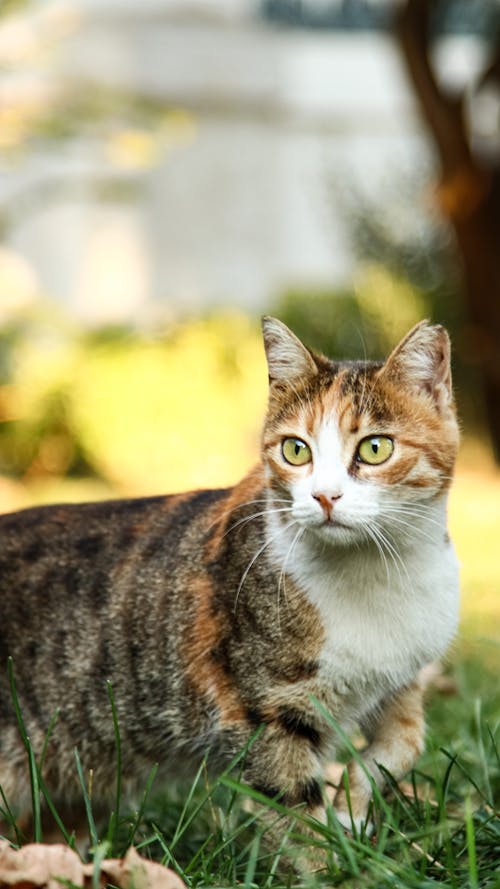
[207,497,291,532]
[276,525,304,632]
[377,505,445,531]
[233,519,297,614]
[360,520,391,587]
[378,513,437,545]
[364,518,410,592]
[222,506,293,540]
[373,524,415,595]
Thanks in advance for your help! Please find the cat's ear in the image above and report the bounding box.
[262,317,318,385]
[381,321,453,409]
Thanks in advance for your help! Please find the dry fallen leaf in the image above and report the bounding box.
[83,846,186,889]
[0,840,185,889]
[0,840,84,889]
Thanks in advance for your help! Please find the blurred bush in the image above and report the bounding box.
[275,262,431,363]
[0,309,267,499]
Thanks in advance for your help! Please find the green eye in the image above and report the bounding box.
[357,436,394,465]
[282,438,312,466]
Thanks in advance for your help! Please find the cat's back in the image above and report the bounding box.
[0,488,233,673]
[0,489,227,584]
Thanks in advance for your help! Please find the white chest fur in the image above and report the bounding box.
[268,506,460,724]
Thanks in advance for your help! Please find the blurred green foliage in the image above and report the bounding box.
[0,309,267,499]
[275,261,432,363]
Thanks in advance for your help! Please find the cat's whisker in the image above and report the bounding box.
[233,520,298,614]
[222,507,294,540]
[377,500,444,517]
[377,505,445,531]
[379,527,415,595]
[368,521,414,594]
[276,525,304,632]
[360,521,391,587]
[378,513,437,545]
[207,498,291,532]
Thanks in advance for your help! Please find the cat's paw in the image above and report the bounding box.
[333,807,374,837]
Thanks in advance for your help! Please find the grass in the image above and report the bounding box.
[1,638,498,888]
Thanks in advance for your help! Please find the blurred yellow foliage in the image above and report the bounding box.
[70,316,267,493]
[0,312,267,497]
[354,263,431,348]
[449,464,500,639]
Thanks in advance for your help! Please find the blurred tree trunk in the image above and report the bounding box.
[395,0,500,460]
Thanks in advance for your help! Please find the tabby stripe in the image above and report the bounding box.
[277,708,322,748]
[252,778,323,809]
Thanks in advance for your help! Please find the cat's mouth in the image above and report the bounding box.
[320,515,353,531]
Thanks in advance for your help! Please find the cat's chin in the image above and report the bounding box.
[307,520,360,547]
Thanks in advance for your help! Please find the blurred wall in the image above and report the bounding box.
[1,0,435,325]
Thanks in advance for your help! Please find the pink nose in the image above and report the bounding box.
[312,491,343,519]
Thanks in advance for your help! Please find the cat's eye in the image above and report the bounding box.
[282,438,312,466]
[357,436,394,465]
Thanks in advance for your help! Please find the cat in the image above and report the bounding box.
[0,317,459,866]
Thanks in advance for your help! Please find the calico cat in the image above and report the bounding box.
[0,317,459,863]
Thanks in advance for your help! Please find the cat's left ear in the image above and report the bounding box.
[262,316,318,385]
[381,321,453,410]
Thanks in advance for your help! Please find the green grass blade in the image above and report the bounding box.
[39,708,60,772]
[0,782,22,845]
[487,723,500,772]
[27,744,42,842]
[74,748,99,849]
[91,840,110,889]
[7,658,29,748]
[125,762,158,852]
[465,798,478,889]
[7,657,42,841]
[151,825,187,882]
[169,727,265,852]
[37,773,73,847]
[243,832,261,889]
[169,756,208,849]
[474,698,493,805]
[440,748,491,805]
[106,681,122,847]
[6,663,71,845]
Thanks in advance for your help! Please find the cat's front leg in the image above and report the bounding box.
[333,677,425,833]
[242,725,329,872]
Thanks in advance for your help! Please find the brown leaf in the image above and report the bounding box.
[83,847,185,889]
[0,841,185,889]
[0,839,84,889]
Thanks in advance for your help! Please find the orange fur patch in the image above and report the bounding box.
[205,467,265,561]
[182,576,246,725]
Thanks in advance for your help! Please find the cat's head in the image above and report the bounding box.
[261,317,459,547]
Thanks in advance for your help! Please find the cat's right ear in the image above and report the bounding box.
[262,317,318,385]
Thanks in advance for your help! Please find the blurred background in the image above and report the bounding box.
[0,0,499,648]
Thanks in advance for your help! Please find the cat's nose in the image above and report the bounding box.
[312,491,343,519]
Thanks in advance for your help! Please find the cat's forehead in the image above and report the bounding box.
[271,360,391,430]
[318,363,391,430]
